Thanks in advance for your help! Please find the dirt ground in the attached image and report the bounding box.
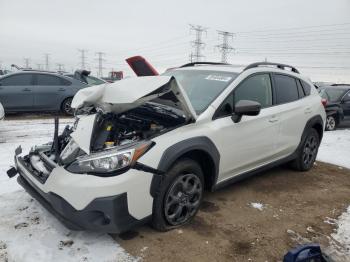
[113,162,350,262]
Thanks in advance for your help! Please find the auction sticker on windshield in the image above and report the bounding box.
[205,75,232,82]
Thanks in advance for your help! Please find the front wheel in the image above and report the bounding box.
[325,115,337,131]
[61,98,73,116]
[291,128,320,171]
[152,159,204,231]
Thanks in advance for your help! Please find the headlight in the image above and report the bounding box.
[66,141,153,176]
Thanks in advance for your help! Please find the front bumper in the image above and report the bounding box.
[14,154,153,233]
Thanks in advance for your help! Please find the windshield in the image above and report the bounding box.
[319,88,346,102]
[85,75,105,86]
[163,69,238,114]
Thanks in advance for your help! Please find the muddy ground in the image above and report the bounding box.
[113,162,350,262]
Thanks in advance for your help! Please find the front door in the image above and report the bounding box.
[209,73,280,182]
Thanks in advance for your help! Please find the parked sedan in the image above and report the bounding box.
[0,70,87,115]
[319,84,350,130]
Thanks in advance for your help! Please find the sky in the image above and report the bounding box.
[0,0,350,82]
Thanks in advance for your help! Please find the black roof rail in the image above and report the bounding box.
[243,62,300,74]
[180,62,231,68]
[331,83,350,86]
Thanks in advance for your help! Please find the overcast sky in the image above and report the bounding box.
[1,0,350,82]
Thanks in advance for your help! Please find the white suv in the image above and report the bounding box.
[9,62,326,233]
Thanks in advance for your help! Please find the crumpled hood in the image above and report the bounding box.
[71,76,197,120]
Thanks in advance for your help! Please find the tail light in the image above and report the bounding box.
[321,98,327,107]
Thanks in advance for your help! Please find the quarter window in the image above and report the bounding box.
[0,74,33,86]
[274,74,299,104]
[301,80,311,96]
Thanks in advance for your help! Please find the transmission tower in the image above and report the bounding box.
[36,64,43,70]
[23,58,31,68]
[95,52,106,77]
[215,31,234,63]
[78,49,88,69]
[56,63,64,72]
[189,24,207,62]
[44,53,50,70]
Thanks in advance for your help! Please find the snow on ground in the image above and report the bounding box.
[0,118,349,261]
[329,206,350,258]
[0,119,135,262]
[317,128,350,169]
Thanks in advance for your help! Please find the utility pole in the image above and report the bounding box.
[44,53,50,70]
[78,49,88,69]
[24,58,30,68]
[95,52,105,77]
[189,24,207,62]
[56,63,64,72]
[215,31,234,63]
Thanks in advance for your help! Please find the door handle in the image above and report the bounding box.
[22,88,31,92]
[268,115,279,123]
[304,107,312,114]
[58,88,66,91]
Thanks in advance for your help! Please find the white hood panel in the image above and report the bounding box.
[71,76,197,120]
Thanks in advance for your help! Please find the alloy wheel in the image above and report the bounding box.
[326,116,336,131]
[164,173,202,226]
[302,134,318,167]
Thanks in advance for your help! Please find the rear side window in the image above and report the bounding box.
[234,74,273,108]
[274,74,299,104]
[36,74,63,86]
[301,80,312,96]
[0,74,32,86]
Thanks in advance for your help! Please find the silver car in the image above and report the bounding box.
[0,70,88,115]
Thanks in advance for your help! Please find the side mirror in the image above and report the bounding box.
[232,100,261,123]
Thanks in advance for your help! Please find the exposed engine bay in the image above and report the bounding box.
[20,102,188,181]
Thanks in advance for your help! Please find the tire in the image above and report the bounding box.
[61,97,73,115]
[325,115,337,131]
[152,158,204,232]
[291,128,320,171]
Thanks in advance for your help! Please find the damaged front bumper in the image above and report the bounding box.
[11,146,154,233]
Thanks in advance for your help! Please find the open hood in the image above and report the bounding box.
[126,56,159,76]
[71,76,197,120]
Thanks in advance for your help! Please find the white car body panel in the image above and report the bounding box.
[70,114,97,154]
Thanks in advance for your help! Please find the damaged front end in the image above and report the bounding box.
[11,76,194,180]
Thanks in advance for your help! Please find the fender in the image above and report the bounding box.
[150,136,220,197]
[302,114,324,142]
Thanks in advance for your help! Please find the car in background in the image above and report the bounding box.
[64,70,107,86]
[0,101,4,120]
[0,70,88,115]
[318,84,350,130]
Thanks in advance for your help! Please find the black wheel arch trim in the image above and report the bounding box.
[150,136,220,197]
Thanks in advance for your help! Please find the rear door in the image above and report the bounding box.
[271,74,309,156]
[32,74,71,111]
[0,73,34,110]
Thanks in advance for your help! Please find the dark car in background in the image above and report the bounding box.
[319,84,350,130]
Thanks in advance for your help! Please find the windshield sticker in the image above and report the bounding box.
[205,75,232,82]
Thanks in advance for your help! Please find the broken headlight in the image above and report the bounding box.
[66,141,153,176]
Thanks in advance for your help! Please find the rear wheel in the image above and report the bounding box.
[325,115,337,131]
[152,159,204,231]
[291,128,320,171]
[61,97,73,115]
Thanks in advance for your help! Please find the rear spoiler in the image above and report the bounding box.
[126,56,159,76]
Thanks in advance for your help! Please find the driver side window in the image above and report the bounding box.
[215,74,272,118]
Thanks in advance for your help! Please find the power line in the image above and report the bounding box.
[78,49,88,69]
[44,53,50,70]
[23,58,30,68]
[189,24,207,62]
[215,31,234,63]
[56,63,64,71]
[95,52,106,77]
